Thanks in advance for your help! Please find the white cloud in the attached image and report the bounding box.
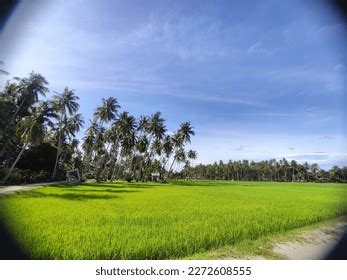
[283,152,347,167]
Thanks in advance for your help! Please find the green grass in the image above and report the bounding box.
[0,180,346,259]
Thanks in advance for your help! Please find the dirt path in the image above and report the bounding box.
[0,181,66,196]
[272,219,347,259]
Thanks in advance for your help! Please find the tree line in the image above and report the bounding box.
[0,71,345,185]
[0,72,196,184]
[178,159,347,183]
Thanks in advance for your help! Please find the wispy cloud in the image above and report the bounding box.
[247,41,279,56]
[283,152,347,167]
[123,13,230,61]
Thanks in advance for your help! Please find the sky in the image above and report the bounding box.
[0,0,346,169]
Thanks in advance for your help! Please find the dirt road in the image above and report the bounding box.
[0,181,66,196]
[272,219,347,259]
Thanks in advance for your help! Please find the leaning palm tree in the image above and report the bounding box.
[1,73,49,159]
[187,150,198,179]
[164,132,184,181]
[51,88,80,179]
[177,121,195,144]
[1,101,56,184]
[12,72,49,123]
[187,150,197,161]
[161,134,173,169]
[83,97,120,175]
[137,115,150,138]
[165,122,194,181]
[141,112,166,180]
[57,114,84,172]
[110,111,136,180]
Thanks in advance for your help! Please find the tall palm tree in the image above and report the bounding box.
[12,72,49,123]
[187,150,197,162]
[177,121,195,144]
[141,112,166,180]
[164,132,183,181]
[105,121,122,180]
[58,114,84,169]
[110,111,136,180]
[1,73,49,159]
[83,97,120,175]
[51,88,80,179]
[1,101,56,184]
[161,135,173,169]
[187,149,197,178]
[137,115,150,138]
[165,122,194,181]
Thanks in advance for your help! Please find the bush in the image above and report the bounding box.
[1,168,51,185]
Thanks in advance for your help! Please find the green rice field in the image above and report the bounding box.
[0,180,346,259]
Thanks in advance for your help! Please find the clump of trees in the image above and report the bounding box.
[178,159,347,183]
[80,98,196,182]
[0,72,197,184]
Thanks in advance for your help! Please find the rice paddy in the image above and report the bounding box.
[0,180,346,259]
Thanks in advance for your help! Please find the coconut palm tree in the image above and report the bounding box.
[141,112,166,179]
[177,121,195,144]
[110,111,136,180]
[57,114,84,171]
[165,122,194,181]
[164,132,183,181]
[105,121,122,180]
[1,101,56,184]
[1,73,49,159]
[187,150,197,162]
[161,134,173,169]
[12,72,49,122]
[137,115,150,137]
[51,88,80,179]
[187,149,197,178]
[83,97,120,175]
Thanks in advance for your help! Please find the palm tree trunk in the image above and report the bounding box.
[11,98,26,123]
[1,142,28,184]
[51,130,62,179]
[138,134,153,180]
[164,156,176,181]
[95,142,111,181]
[52,110,65,179]
[83,120,103,176]
[111,151,122,181]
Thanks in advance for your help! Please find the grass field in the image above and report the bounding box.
[0,180,346,259]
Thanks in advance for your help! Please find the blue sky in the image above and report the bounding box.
[0,0,346,168]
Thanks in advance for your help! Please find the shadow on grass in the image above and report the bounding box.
[20,191,120,201]
[170,180,233,187]
[45,182,158,189]
[83,182,156,189]
[63,188,140,194]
